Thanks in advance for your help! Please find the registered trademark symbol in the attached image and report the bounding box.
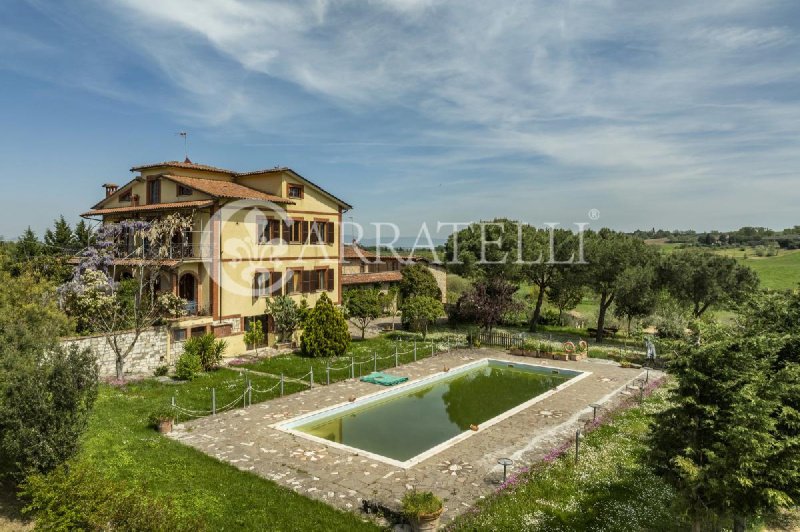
[588,209,600,220]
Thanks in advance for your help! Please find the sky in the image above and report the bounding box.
[1,0,799,241]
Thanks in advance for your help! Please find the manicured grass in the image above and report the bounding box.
[448,385,678,531]
[75,369,379,531]
[240,332,458,385]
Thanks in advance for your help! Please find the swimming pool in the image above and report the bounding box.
[276,359,589,467]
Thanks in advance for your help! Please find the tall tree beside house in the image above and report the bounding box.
[58,215,191,380]
[398,263,442,302]
[43,215,74,254]
[582,229,657,342]
[72,220,94,250]
[13,227,42,262]
[301,293,350,357]
[344,288,383,340]
[401,295,444,339]
[265,295,301,344]
[659,249,759,317]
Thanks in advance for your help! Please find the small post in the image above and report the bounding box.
[575,429,581,463]
[247,380,252,407]
[639,385,644,403]
[590,403,601,421]
[395,345,399,367]
[645,368,650,383]
[171,396,175,408]
[351,357,355,379]
[310,367,314,388]
[414,341,417,361]
[498,458,513,483]
[211,388,216,415]
[432,342,435,356]
[373,352,377,372]
[326,363,331,386]
[280,374,284,397]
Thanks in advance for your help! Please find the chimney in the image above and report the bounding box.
[102,183,119,197]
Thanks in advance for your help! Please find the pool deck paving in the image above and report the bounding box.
[169,348,656,524]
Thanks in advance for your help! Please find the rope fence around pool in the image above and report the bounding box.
[168,334,470,422]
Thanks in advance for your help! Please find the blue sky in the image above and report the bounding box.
[1,0,799,241]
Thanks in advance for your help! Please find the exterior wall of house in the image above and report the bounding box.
[91,163,348,359]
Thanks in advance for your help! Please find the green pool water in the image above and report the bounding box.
[294,361,573,462]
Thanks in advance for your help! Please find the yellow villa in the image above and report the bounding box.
[82,159,352,356]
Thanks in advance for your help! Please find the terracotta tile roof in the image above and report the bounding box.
[130,160,236,174]
[234,167,288,177]
[162,175,294,204]
[343,244,377,259]
[341,271,403,285]
[82,200,214,217]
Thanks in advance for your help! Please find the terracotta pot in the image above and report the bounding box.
[552,353,569,361]
[157,419,173,434]
[409,508,444,532]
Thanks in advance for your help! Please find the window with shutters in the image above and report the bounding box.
[269,271,283,296]
[326,222,334,245]
[326,268,335,291]
[286,269,302,294]
[147,179,161,204]
[172,328,187,342]
[302,270,312,293]
[254,271,270,297]
[315,269,325,291]
[310,222,321,244]
[287,184,304,198]
[257,218,281,245]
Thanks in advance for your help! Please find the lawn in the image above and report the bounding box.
[74,369,379,531]
[239,332,461,385]
[448,384,679,531]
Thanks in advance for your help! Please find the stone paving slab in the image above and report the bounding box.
[169,348,652,523]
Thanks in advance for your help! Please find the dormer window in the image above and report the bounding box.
[287,184,303,198]
[119,190,132,202]
[177,184,193,196]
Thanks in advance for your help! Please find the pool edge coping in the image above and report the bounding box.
[271,357,592,469]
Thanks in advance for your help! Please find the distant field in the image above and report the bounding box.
[721,249,800,291]
[644,242,800,291]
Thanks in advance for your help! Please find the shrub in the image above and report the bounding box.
[153,364,169,377]
[401,490,443,517]
[21,461,203,531]
[183,334,226,371]
[301,293,350,357]
[399,264,441,301]
[0,344,98,481]
[175,351,202,381]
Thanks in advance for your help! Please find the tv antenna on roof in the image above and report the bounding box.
[178,131,190,163]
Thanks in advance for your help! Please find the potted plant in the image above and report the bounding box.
[149,407,176,434]
[402,490,444,532]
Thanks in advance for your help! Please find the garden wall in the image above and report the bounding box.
[61,327,170,378]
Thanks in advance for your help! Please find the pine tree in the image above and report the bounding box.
[73,220,93,250]
[14,227,41,260]
[301,293,350,357]
[43,216,74,255]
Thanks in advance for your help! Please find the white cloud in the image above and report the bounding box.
[9,0,800,232]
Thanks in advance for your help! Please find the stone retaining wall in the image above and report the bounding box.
[61,327,170,378]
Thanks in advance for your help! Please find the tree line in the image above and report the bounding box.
[445,220,760,341]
